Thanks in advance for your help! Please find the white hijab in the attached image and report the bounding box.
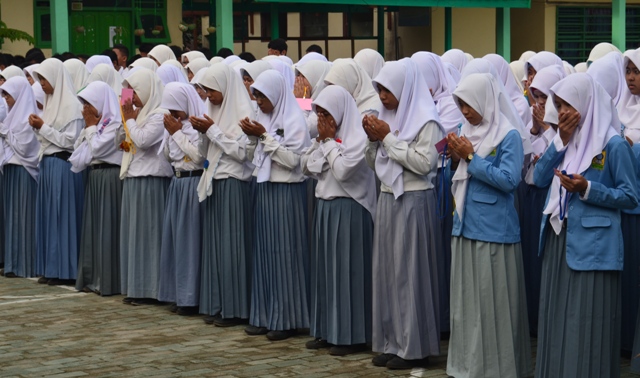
[85,55,112,73]
[563,61,576,76]
[525,51,563,76]
[62,58,89,93]
[157,64,189,85]
[451,73,521,220]
[620,48,640,142]
[240,60,272,82]
[587,51,626,106]
[519,50,536,62]
[296,52,328,67]
[372,59,442,199]
[181,51,206,65]
[86,63,123,94]
[353,48,384,80]
[197,63,255,200]
[1,66,26,81]
[587,43,622,64]
[31,81,45,115]
[33,58,83,129]
[223,55,241,65]
[311,85,377,218]
[529,65,566,126]
[186,58,210,78]
[267,58,295,90]
[509,60,526,92]
[0,76,40,179]
[574,62,588,73]
[149,45,177,64]
[129,57,158,72]
[484,53,533,126]
[324,58,381,115]
[250,70,310,182]
[120,68,167,178]
[23,64,40,83]
[71,81,123,172]
[210,56,224,64]
[295,60,332,100]
[543,73,620,235]
[441,49,468,73]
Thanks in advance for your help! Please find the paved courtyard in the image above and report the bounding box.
[0,275,637,377]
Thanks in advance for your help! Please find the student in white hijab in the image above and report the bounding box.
[188,63,255,326]
[440,48,468,74]
[296,51,328,67]
[267,58,295,91]
[0,66,26,83]
[294,60,332,138]
[619,48,640,143]
[528,65,566,156]
[129,57,158,72]
[0,76,40,278]
[223,55,240,65]
[190,68,208,102]
[301,85,377,356]
[117,67,173,305]
[587,42,622,65]
[85,55,113,73]
[509,60,526,93]
[445,72,531,378]
[62,58,89,93]
[239,70,311,341]
[353,48,384,80]
[157,64,189,86]
[162,59,188,78]
[185,58,210,82]
[29,58,85,285]
[574,62,588,73]
[240,60,272,102]
[363,59,443,370]
[148,44,177,65]
[534,73,637,378]
[587,51,626,107]
[31,82,45,117]
[209,56,224,64]
[484,53,533,126]
[157,82,206,316]
[72,81,124,296]
[86,63,123,95]
[562,61,576,76]
[524,51,563,105]
[181,50,206,66]
[519,50,536,62]
[23,64,40,85]
[324,58,381,116]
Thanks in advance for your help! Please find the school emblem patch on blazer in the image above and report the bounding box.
[591,151,606,170]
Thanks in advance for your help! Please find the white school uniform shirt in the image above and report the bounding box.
[162,120,206,171]
[116,113,173,178]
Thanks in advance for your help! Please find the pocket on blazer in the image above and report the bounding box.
[581,216,612,228]
[471,192,498,204]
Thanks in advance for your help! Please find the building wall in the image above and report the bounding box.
[1,0,50,56]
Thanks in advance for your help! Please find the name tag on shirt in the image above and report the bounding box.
[591,151,606,170]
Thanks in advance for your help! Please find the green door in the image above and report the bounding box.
[70,11,131,55]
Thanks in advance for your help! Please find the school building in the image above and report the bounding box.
[0,0,637,64]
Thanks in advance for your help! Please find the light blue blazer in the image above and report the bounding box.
[447,129,524,244]
[534,135,638,271]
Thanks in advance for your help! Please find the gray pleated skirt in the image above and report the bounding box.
[447,237,532,378]
[35,156,84,279]
[310,197,373,346]
[249,181,309,331]
[200,177,253,318]
[157,176,204,306]
[120,176,170,299]
[372,190,441,360]
[2,165,37,277]
[535,228,621,378]
[75,167,123,295]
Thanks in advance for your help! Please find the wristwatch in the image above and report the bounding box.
[259,132,268,141]
[465,153,474,163]
[322,137,333,144]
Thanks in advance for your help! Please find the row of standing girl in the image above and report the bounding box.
[1,44,639,376]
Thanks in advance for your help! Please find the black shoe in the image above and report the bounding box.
[131,298,159,306]
[4,272,17,278]
[213,317,245,327]
[0,268,4,276]
[203,314,220,325]
[169,303,178,313]
[47,278,65,286]
[329,344,368,356]
[372,353,396,367]
[386,356,429,370]
[176,306,199,316]
[122,297,135,304]
[266,329,297,341]
[37,276,49,284]
[305,338,331,349]
[245,325,268,336]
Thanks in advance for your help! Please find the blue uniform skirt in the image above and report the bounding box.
[75,167,123,295]
[249,181,309,331]
[35,156,84,279]
[435,167,453,334]
[157,176,204,307]
[535,227,621,378]
[2,165,38,277]
[199,177,253,318]
[621,212,640,353]
[516,181,548,335]
[309,197,373,345]
[119,176,170,299]
[372,190,441,360]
